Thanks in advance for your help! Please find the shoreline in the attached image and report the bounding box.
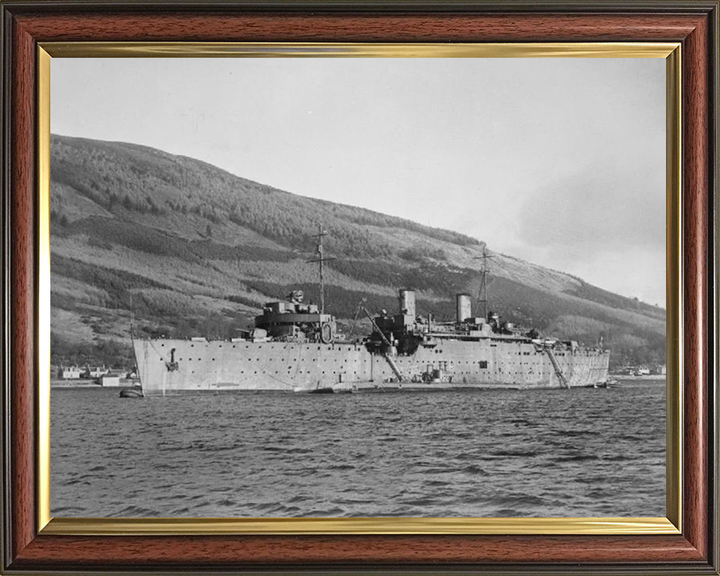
[51,378,140,389]
[611,374,666,381]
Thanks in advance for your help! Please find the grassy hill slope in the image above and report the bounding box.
[50,134,666,369]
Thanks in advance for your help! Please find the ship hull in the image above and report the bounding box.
[133,338,609,396]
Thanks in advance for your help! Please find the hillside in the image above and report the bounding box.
[49,134,666,369]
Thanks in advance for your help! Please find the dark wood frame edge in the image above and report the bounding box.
[0,0,718,14]
[1,2,717,574]
[1,3,13,573]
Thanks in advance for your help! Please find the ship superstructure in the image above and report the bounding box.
[133,234,609,395]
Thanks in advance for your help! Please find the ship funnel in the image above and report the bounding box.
[456,293,472,323]
[399,289,416,317]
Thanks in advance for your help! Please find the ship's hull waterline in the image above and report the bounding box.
[133,338,610,396]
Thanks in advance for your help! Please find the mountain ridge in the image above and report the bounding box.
[49,134,665,369]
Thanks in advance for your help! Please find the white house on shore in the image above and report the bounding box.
[85,366,109,378]
[100,374,122,387]
[58,365,82,379]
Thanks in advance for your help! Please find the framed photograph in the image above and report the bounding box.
[1,1,717,574]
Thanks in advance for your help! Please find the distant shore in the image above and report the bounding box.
[51,378,99,388]
[611,374,666,381]
[51,378,140,389]
[609,374,666,384]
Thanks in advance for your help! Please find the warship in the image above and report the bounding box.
[132,230,609,396]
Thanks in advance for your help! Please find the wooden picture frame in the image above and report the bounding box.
[1,1,717,573]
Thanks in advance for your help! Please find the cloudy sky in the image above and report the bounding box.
[51,57,666,306]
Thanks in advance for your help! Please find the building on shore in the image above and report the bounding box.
[84,366,109,379]
[99,374,122,387]
[58,365,82,380]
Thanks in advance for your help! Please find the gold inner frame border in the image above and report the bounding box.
[36,41,682,536]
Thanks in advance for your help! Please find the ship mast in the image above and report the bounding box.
[474,247,493,319]
[307,225,335,314]
[129,291,135,341]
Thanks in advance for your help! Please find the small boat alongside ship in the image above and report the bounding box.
[119,386,144,398]
[132,232,609,396]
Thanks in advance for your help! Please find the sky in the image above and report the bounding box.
[51,57,666,306]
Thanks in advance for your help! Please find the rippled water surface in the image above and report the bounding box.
[51,382,665,517]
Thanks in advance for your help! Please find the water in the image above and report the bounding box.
[51,381,665,518]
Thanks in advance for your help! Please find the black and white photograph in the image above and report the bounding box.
[49,56,666,519]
